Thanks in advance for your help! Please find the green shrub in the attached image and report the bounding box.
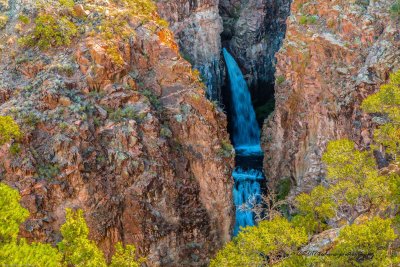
[0,14,8,29]
[276,75,285,85]
[160,125,172,138]
[37,164,60,180]
[22,112,40,127]
[0,183,65,266]
[19,14,77,49]
[58,0,74,8]
[106,44,125,66]
[326,217,397,266]
[218,139,234,158]
[391,0,400,17]
[109,106,139,122]
[18,14,30,24]
[110,242,145,267]
[58,209,107,267]
[0,183,144,266]
[0,116,22,146]
[299,15,318,25]
[210,217,308,266]
[140,89,161,110]
[0,183,29,241]
[9,143,21,155]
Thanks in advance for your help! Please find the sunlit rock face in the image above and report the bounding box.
[157,0,224,100]
[263,0,400,195]
[0,1,234,266]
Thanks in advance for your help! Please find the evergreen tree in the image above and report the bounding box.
[110,242,145,267]
[361,70,400,157]
[0,183,29,241]
[210,216,308,266]
[58,208,107,267]
[0,115,21,145]
[0,183,63,266]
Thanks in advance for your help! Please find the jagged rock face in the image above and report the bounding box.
[157,0,290,104]
[220,0,290,101]
[0,1,234,266]
[263,0,400,194]
[156,0,224,100]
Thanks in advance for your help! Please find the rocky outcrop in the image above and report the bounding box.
[220,0,290,102]
[0,0,234,266]
[156,0,224,100]
[263,0,400,194]
[301,228,340,255]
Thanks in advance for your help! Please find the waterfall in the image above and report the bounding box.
[223,48,262,155]
[223,48,264,235]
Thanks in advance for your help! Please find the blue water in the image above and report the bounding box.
[223,48,264,235]
[232,168,263,235]
[222,48,262,155]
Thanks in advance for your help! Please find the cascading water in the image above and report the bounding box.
[223,48,264,235]
[232,168,263,235]
[223,48,262,155]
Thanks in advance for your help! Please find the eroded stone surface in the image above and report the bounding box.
[157,0,224,100]
[0,1,234,266]
[263,0,400,195]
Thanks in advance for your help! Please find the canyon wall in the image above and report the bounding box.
[156,0,224,100]
[158,0,291,104]
[220,0,290,101]
[263,0,400,194]
[0,0,234,266]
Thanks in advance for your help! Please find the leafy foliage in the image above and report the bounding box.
[0,115,22,146]
[292,185,336,234]
[390,0,400,17]
[293,138,396,229]
[58,209,107,267]
[19,14,77,49]
[326,217,399,266]
[0,240,63,267]
[361,70,400,157]
[299,15,317,25]
[0,183,145,266]
[0,183,63,266]
[218,139,234,158]
[0,183,29,241]
[0,14,7,29]
[212,71,400,266]
[110,242,145,267]
[210,216,308,266]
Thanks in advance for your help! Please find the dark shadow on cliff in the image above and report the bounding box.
[219,0,292,127]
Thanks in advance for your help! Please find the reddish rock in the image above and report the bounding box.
[0,2,234,266]
[263,0,400,195]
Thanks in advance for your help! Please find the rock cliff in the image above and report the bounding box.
[220,0,290,102]
[156,0,224,100]
[263,0,400,194]
[157,0,291,106]
[0,0,234,265]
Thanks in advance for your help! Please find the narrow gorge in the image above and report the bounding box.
[0,0,400,266]
[157,0,292,236]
